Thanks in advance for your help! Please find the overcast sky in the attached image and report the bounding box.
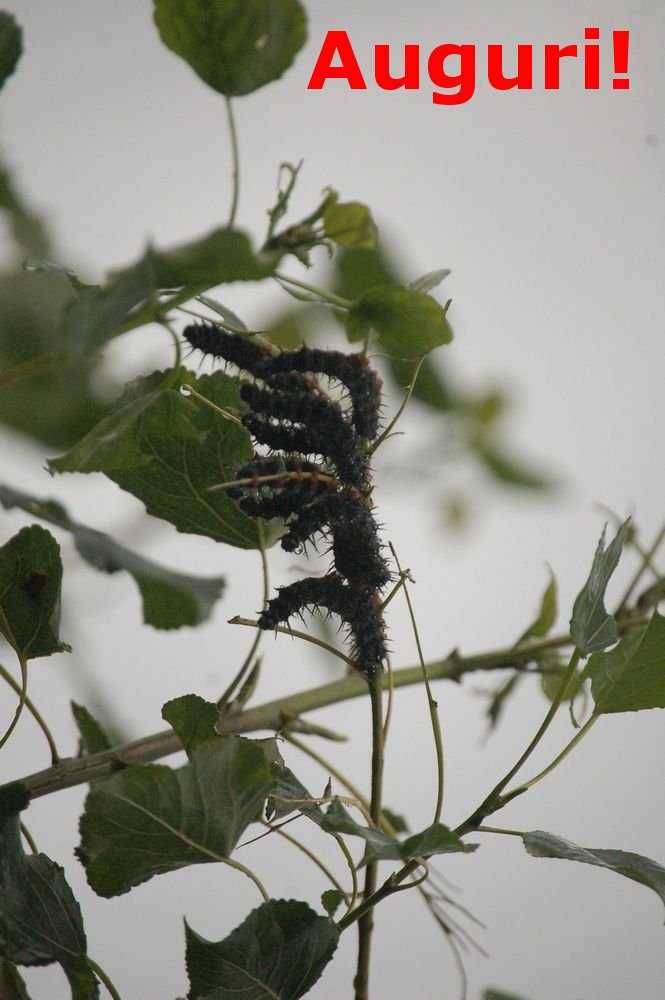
[1,2,664,999]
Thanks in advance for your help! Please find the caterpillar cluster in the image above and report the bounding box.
[182,322,390,676]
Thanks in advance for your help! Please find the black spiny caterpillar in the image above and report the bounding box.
[183,322,389,675]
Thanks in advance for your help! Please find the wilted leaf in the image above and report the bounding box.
[0,525,69,659]
[523,830,665,918]
[154,0,307,97]
[586,611,665,713]
[0,810,98,997]
[321,803,475,862]
[0,484,226,629]
[0,12,21,91]
[185,899,338,999]
[347,284,453,357]
[570,519,631,655]
[161,694,220,756]
[49,368,264,549]
[77,738,275,897]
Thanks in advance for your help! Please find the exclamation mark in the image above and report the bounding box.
[613,30,630,89]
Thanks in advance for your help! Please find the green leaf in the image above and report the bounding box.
[586,611,665,713]
[0,12,21,92]
[523,830,665,918]
[0,959,32,1000]
[321,889,343,918]
[185,899,338,999]
[476,442,551,490]
[398,822,478,861]
[347,284,453,357]
[61,229,276,358]
[77,737,275,897]
[71,702,113,755]
[161,694,220,756]
[0,811,98,997]
[323,201,377,250]
[517,568,558,643]
[570,519,631,655]
[0,484,227,629]
[49,368,264,549]
[267,766,325,825]
[154,0,307,97]
[0,525,69,659]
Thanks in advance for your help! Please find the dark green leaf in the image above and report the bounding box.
[0,525,69,659]
[267,767,325,825]
[185,899,338,999]
[347,284,453,357]
[0,812,98,997]
[570,519,631,655]
[476,442,550,490]
[398,822,477,861]
[334,245,397,301]
[523,830,665,918]
[320,890,343,918]
[485,674,523,732]
[71,702,113,755]
[517,568,558,643]
[323,201,377,250]
[0,484,227,629]
[154,0,307,97]
[161,694,220,756]
[586,611,665,713]
[389,355,457,412]
[0,959,32,1000]
[49,368,264,549]
[0,12,21,92]
[382,808,409,835]
[61,229,276,357]
[77,737,275,897]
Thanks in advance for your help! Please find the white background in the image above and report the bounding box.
[1,2,664,998]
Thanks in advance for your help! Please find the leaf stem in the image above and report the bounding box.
[224,96,240,229]
[87,956,122,1000]
[353,672,384,1000]
[455,648,582,835]
[390,543,445,822]
[273,271,352,310]
[0,661,59,762]
[506,713,599,798]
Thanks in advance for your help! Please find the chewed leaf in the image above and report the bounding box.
[570,519,631,655]
[77,738,275,897]
[0,525,69,659]
[154,0,307,97]
[49,368,264,550]
[586,612,665,713]
[523,830,665,919]
[185,900,338,999]
[161,694,220,756]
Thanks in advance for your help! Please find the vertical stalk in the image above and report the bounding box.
[224,96,240,229]
[353,671,384,1000]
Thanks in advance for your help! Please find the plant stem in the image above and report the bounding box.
[11,624,646,803]
[455,648,582,835]
[225,96,240,228]
[353,672,384,1000]
[505,713,599,798]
